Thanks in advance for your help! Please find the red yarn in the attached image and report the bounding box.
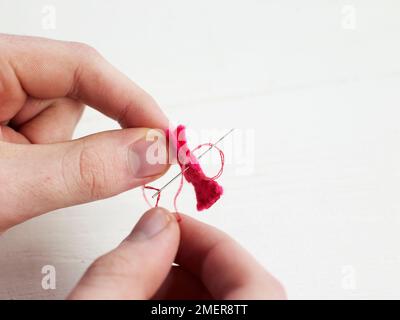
[143,125,225,212]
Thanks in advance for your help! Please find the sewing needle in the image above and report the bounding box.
[151,128,235,198]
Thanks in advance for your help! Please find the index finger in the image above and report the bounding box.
[175,214,286,299]
[1,34,168,129]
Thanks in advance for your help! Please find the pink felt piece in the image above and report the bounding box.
[171,125,223,211]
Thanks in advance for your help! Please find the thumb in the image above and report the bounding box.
[0,128,168,230]
[68,207,180,300]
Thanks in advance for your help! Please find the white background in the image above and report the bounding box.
[1,0,400,299]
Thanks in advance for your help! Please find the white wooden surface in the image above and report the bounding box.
[1,0,400,299]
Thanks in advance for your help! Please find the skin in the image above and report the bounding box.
[0,34,286,300]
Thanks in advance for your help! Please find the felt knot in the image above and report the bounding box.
[183,164,224,210]
[143,125,225,213]
[173,125,223,211]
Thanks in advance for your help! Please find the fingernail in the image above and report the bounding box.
[128,133,168,178]
[129,208,173,241]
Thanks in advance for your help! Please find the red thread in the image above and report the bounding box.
[142,185,160,208]
[142,185,182,222]
[143,125,225,213]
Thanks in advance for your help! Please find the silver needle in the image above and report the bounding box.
[151,128,235,198]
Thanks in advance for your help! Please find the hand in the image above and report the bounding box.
[0,34,169,232]
[68,208,286,300]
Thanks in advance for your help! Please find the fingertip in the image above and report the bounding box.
[126,207,179,242]
[143,206,171,217]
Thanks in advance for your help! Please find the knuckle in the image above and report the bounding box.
[76,144,108,200]
[62,143,109,201]
[69,41,100,58]
[0,59,25,114]
[66,42,103,99]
